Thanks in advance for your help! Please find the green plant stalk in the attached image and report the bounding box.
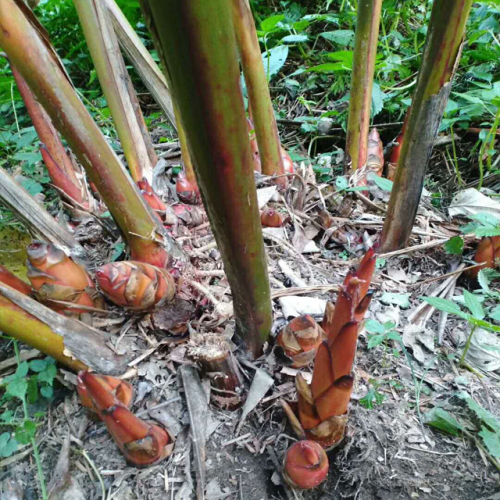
[73,0,157,184]
[380,0,473,252]
[104,0,177,129]
[0,0,179,267]
[140,0,273,357]
[173,101,197,186]
[231,0,285,182]
[13,340,48,500]
[478,105,500,190]
[459,324,477,367]
[449,126,464,187]
[345,0,383,172]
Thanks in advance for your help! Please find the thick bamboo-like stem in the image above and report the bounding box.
[0,284,127,373]
[345,0,383,172]
[103,0,176,128]
[0,168,85,258]
[73,0,157,184]
[0,0,182,267]
[380,0,473,251]
[10,65,84,202]
[140,0,273,357]
[231,0,285,183]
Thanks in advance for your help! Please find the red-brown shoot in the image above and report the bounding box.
[260,207,284,228]
[176,170,201,205]
[281,146,294,174]
[96,261,175,310]
[77,373,134,412]
[77,371,171,466]
[276,315,325,368]
[26,241,101,312]
[283,440,329,490]
[289,249,376,449]
[137,177,167,217]
[468,236,500,279]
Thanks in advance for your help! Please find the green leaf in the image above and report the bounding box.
[488,304,500,321]
[359,387,385,409]
[421,297,463,316]
[365,319,386,334]
[0,433,18,458]
[20,178,43,196]
[260,14,284,34]
[479,427,500,458]
[0,411,14,423]
[27,376,39,405]
[282,34,308,43]
[6,378,28,400]
[463,290,485,320]
[368,173,393,192]
[444,236,464,255]
[474,227,500,237]
[371,82,385,117]
[368,334,386,349]
[423,408,464,437]
[15,420,36,445]
[320,30,355,46]
[380,292,410,308]
[15,361,29,379]
[29,359,48,373]
[305,62,349,73]
[261,45,289,81]
[460,393,500,432]
[40,385,53,399]
[37,363,57,385]
[335,176,349,191]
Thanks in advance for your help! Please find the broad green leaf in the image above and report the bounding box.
[469,212,500,227]
[15,420,36,445]
[463,290,485,320]
[444,236,464,255]
[321,30,355,46]
[461,393,500,432]
[479,427,500,458]
[29,359,49,373]
[0,433,18,458]
[15,361,29,379]
[282,34,308,43]
[423,408,464,437]
[20,178,44,196]
[368,334,386,349]
[305,62,349,73]
[386,331,403,342]
[41,385,53,399]
[365,319,386,334]
[260,15,284,34]
[326,51,353,65]
[6,378,28,400]
[421,297,464,316]
[27,376,39,404]
[488,304,500,321]
[371,82,385,117]
[474,227,500,237]
[380,292,410,309]
[369,173,393,192]
[335,176,349,191]
[37,363,57,385]
[261,45,289,81]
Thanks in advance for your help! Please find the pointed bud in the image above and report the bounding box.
[26,242,101,312]
[469,236,500,279]
[281,146,294,174]
[176,171,201,205]
[137,178,167,215]
[77,371,171,466]
[96,261,175,310]
[366,128,384,177]
[283,441,329,489]
[0,266,32,295]
[276,315,325,368]
[247,118,261,173]
[261,207,284,228]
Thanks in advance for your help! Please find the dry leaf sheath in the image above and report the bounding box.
[96,261,175,310]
